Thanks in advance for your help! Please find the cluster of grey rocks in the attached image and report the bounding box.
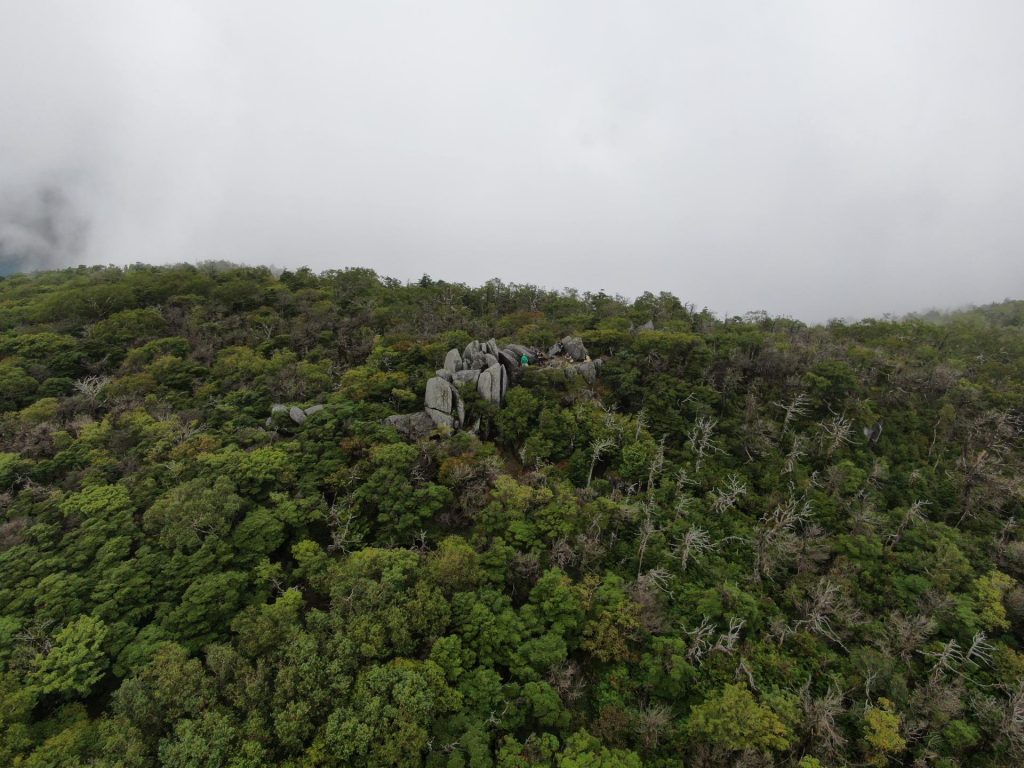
[266,402,324,428]
[421,338,530,430]
[384,336,601,439]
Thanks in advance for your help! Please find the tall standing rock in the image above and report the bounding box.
[463,340,482,362]
[477,363,507,406]
[444,348,463,374]
[424,376,457,427]
[477,368,493,404]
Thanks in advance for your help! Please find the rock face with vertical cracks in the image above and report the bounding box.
[424,376,459,428]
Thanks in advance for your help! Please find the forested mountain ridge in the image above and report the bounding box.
[1,263,1023,767]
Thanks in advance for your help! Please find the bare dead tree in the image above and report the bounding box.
[923,639,966,686]
[712,617,745,654]
[687,415,722,472]
[966,631,995,667]
[73,375,111,409]
[773,393,810,438]
[798,679,847,759]
[672,526,715,571]
[709,473,747,515]
[549,537,578,571]
[998,678,1024,759]
[817,412,855,457]
[587,436,616,489]
[327,503,362,554]
[886,500,930,550]
[634,409,648,441]
[883,613,937,665]
[635,504,659,579]
[636,702,673,751]
[547,660,587,704]
[684,616,744,665]
[754,494,812,581]
[14,619,57,657]
[792,578,854,650]
[782,434,807,476]
[685,616,717,664]
[645,436,666,495]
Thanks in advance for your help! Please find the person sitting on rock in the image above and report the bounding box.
[520,353,530,367]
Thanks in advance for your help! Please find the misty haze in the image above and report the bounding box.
[2,2,1023,320]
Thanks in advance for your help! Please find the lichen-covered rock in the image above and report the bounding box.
[559,336,589,362]
[477,363,506,405]
[384,411,436,440]
[304,404,325,416]
[453,369,481,386]
[485,338,501,358]
[498,349,518,373]
[289,406,307,424]
[477,368,493,403]
[454,388,465,427]
[482,353,499,368]
[444,348,463,374]
[425,376,453,410]
[426,407,455,428]
[436,369,453,382]
[463,340,482,361]
[576,361,598,384]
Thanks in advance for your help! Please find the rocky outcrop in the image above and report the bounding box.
[384,336,600,438]
[265,402,326,429]
[477,363,507,406]
[438,338,540,406]
[548,336,589,362]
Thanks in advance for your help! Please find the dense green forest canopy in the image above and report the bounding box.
[1,262,1023,767]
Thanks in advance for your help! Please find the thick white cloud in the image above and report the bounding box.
[2,1,1022,320]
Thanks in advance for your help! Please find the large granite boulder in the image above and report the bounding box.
[289,406,307,425]
[444,348,463,374]
[424,376,457,427]
[463,340,482,361]
[497,349,519,373]
[453,369,481,386]
[384,411,436,440]
[552,336,589,362]
[477,363,507,406]
[576,361,598,384]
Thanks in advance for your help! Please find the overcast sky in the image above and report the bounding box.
[2,1,1023,321]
